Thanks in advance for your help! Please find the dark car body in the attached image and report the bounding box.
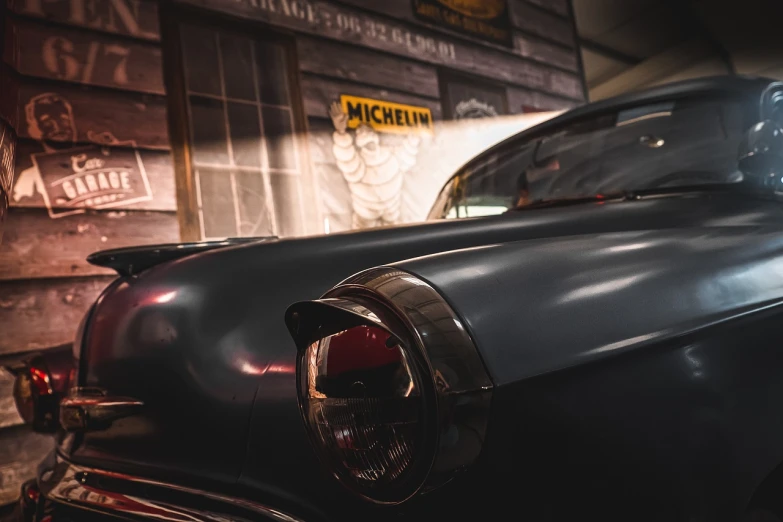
[14,76,783,522]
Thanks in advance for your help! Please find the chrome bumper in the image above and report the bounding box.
[20,452,309,522]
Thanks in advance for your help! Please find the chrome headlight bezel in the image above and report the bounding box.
[286,267,493,505]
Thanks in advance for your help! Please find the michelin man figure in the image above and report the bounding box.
[329,102,421,229]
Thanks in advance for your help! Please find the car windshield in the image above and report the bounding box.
[429,93,752,219]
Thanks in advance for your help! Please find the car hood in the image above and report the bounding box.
[397,225,783,386]
[68,192,783,504]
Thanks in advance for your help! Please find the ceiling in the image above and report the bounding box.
[573,0,783,100]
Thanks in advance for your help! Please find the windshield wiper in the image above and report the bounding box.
[618,183,734,199]
[510,184,734,212]
[512,193,625,211]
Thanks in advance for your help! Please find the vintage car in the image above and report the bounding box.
[11,75,783,522]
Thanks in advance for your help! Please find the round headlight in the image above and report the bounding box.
[288,268,493,506]
[298,310,436,503]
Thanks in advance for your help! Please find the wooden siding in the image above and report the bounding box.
[0,425,54,505]
[0,0,584,505]
[296,36,441,99]
[180,0,584,101]
[0,275,116,353]
[0,207,179,280]
[5,17,165,94]
[1,0,174,366]
[0,0,585,366]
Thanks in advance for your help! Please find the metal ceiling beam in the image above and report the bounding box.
[579,38,643,65]
[663,0,734,74]
[590,39,714,100]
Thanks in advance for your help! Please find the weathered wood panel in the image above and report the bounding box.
[0,65,19,129]
[181,0,583,100]
[297,36,440,99]
[8,0,160,40]
[12,80,169,149]
[6,17,165,94]
[509,1,575,47]
[300,73,443,120]
[514,33,577,72]
[507,85,581,112]
[0,425,54,505]
[0,369,22,430]
[0,275,116,354]
[521,0,569,17]
[0,207,179,281]
[334,0,578,72]
[11,139,177,212]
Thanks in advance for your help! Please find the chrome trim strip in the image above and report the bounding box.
[60,387,145,431]
[40,454,308,522]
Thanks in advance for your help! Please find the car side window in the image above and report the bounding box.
[585,97,746,192]
[430,112,618,220]
[429,95,750,221]
[434,141,539,219]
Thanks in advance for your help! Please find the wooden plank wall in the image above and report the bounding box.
[180,0,585,229]
[1,0,178,361]
[0,0,174,503]
[0,424,54,505]
[0,0,585,357]
[297,0,585,226]
[184,0,585,111]
[0,0,586,359]
[0,0,584,504]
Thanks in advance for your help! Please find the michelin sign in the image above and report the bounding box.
[339,95,434,135]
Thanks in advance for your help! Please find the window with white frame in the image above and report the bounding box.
[177,21,305,240]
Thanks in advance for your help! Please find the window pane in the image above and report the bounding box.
[256,42,289,106]
[262,106,296,170]
[189,96,229,165]
[271,173,301,237]
[234,171,272,236]
[220,34,256,101]
[464,144,537,209]
[180,25,221,96]
[198,168,236,239]
[227,102,262,168]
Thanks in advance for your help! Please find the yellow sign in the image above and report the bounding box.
[340,95,434,135]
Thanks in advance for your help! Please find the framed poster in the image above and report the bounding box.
[412,0,512,47]
[29,141,153,218]
[440,71,509,120]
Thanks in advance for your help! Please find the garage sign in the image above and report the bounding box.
[30,142,153,218]
[339,95,434,135]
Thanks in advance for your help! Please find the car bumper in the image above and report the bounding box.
[17,451,309,522]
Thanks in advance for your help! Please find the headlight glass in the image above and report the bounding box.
[301,324,427,501]
[288,268,494,506]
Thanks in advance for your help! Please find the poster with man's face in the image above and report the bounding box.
[12,92,153,218]
[26,93,78,144]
